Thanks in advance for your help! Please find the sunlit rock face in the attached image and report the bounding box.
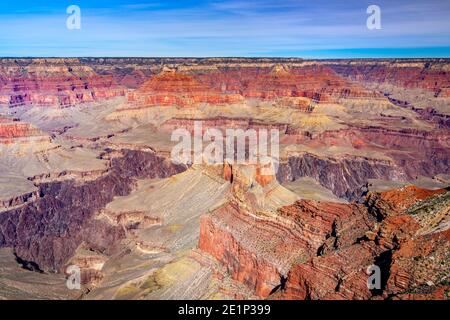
[199,182,449,300]
[0,116,45,141]
[0,58,125,108]
[0,58,448,300]
[0,116,53,154]
[193,64,380,104]
[327,60,450,94]
[125,67,244,109]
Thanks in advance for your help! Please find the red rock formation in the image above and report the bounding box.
[2,75,125,108]
[198,182,449,300]
[199,204,282,297]
[0,150,187,271]
[387,228,450,299]
[364,187,450,299]
[195,64,380,102]
[0,58,448,300]
[0,60,125,108]
[436,87,450,98]
[282,243,382,300]
[199,162,376,297]
[366,185,446,218]
[127,68,244,108]
[222,162,233,182]
[199,199,377,298]
[328,61,450,95]
[0,116,50,145]
[0,121,41,139]
[307,127,450,151]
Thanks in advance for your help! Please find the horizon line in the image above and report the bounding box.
[1,56,450,60]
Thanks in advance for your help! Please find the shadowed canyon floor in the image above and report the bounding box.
[0,58,448,300]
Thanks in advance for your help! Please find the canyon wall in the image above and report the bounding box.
[198,170,449,299]
[0,150,186,271]
[326,60,450,95]
[126,68,244,109]
[278,125,450,200]
[0,59,126,108]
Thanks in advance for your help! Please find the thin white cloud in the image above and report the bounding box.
[0,0,449,56]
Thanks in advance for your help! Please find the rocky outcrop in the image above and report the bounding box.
[282,242,382,300]
[0,116,52,152]
[195,64,380,102]
[278,126,450,200]
[198,176,449,300]
[125,68,244,109]
[310,126,450,151]
[198,164,376,297]
[277,153,405,200]
[366,185,446,219]
[0,150,186,272]
[0,59,125,108]
[245,65,377,101]
[326,59,450,95]
[0,116,46,138]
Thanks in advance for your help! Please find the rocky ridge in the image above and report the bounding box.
[198,165,449,299]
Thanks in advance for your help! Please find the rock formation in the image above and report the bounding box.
[194,64,380,104]
[0,116,47,141]
[0,58,448,300]
[0,116,53,153]
[125,67,244,109]
[0,59,125,108]
[0,150,186,271]
[198,169,449,300]
[327,60,450,95]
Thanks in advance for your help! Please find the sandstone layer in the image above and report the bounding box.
[198,166,449,300]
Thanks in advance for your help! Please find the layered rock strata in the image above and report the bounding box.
[125,68,244,109]
[0,150,186,271]
[0,59,125,108]
[198,165,449,300]
[327,60,450,95]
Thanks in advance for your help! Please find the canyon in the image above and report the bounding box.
[0,58,448,300]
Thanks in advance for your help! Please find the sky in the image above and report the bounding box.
[0,0,449,58]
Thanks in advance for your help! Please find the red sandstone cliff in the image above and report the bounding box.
[198,173,450,300]
[0,60,125,108]
[0,116,50,145]
[328,60,450,95]
[194,64,380,102]
[126,68,244,108]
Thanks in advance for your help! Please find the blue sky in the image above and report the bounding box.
[0,0,449,57]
